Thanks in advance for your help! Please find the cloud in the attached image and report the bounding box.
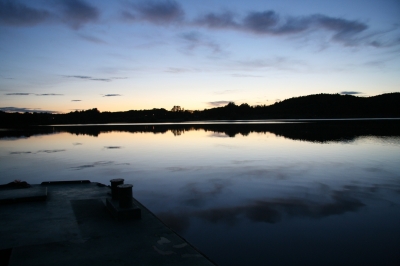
[10,151,33,155]
[91,78,111,82]
[340,91,363,95]
[123,0,184,24]
[103,94,121,97]
[1,2,393,49]
[78,33,106,44]
[0,0,99,29]
[35,93,63,96]
[37,149,65,153]
[0,1,51,26]
[71,100,81,101]
[64,75,118,82]
[5,93,33,95]
[5,93,63,96]
[65,75,91,79]
[194,11,238,29]
[311,15,368,46]
[194,10,371,47]
[0,107,57,113]
[104,146,122,149]
[179,31,221,54]
[242,11,280,33]
[207,101,232,107]
[60,0,99,29]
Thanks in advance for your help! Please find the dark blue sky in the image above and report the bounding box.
[1,0,399,113]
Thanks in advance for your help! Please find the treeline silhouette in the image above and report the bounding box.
[1,93,399,126]
[1,120,399,143]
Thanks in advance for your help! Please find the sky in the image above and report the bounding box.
[0,0,399,113]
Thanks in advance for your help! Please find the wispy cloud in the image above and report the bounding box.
[36,93,63,96]
[340,91,363,95]
[10,151,33,155]
[5,93,63,96]
[195,11,371,47]
[207,101,232,107]
[1,1,397,49]
[242,11,280,33]
[77,33,106,44]
[37,149,65,153]
[71,99,81,102]
[120,4,398,48]
[103,94,121,97]
[0,0,400,49]
[5,93,33,95]
[91,78,111,82]
[122,0,184,25]
[60,0,99,29]
[65,75,91,79]
[179,31,221,54]
[0,107,57,113]
[0,0,98,29]
[65,75,123,82]
[194,11,238,29]
[0,1,51,26]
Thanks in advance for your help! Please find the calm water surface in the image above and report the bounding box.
[1,122,399,265]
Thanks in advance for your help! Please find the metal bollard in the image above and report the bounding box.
[118,184,133,208]
[110,178,124,200]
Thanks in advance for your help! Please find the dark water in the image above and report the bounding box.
[1,120,399,265]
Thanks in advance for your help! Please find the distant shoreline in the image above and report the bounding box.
[2,119,400,144]
[1,93,399,126]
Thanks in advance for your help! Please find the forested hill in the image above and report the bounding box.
[263,92,400,118]
[1,92,399,126]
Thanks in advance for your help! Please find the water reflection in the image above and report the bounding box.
[10,149,66,154]
[1,119,400,143]
[160,185,366,230]
[0,121,399,265]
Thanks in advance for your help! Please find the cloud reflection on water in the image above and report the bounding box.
[104,146,122,149]
[10,149,66,154]
[197,188,365,225]
[70,160,114,170]
[158,186,366,233]
[37,149,66,153]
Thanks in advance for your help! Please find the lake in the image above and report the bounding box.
[1,120,399,265]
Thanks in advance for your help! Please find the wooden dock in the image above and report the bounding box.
[0,181,216,266]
